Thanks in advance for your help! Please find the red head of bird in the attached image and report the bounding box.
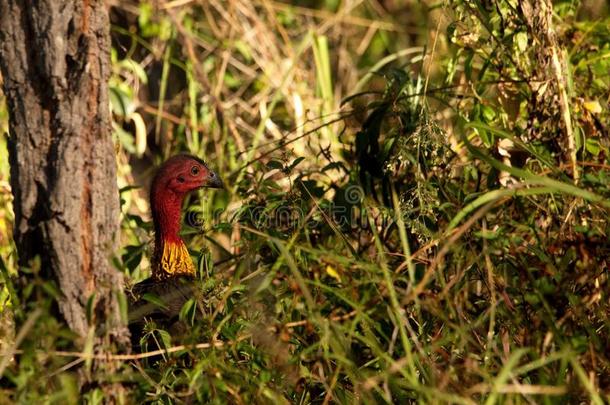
[149,154,223,280]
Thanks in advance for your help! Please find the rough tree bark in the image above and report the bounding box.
[0,0,128,345]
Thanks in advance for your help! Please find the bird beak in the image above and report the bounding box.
[207,170,224,189]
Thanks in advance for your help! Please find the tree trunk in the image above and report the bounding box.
[0,0,128,345]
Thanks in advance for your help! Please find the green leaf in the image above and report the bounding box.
[86,293,96,324]
[481,105,496,122]
[117,291,128,325]
[287,157,305,172]
[157,329,172,348]
[142,293,169,310]
[178,298,197,324]
[266,160,284,170]
[585,138,601,156]
[514,31,528,52]
[118,59,148,84]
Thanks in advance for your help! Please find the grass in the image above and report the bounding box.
[1,0,610,403]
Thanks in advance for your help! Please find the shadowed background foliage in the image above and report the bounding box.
[1,0,610,403]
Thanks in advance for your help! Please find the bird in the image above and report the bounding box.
[128,154,223,339]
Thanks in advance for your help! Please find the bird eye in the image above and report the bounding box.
[190,166,200,176]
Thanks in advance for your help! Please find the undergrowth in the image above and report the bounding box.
[1,0,610,404]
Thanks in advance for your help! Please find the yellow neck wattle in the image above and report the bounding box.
[153,239,196,281]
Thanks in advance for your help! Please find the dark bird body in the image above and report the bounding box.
[128,276,198,322]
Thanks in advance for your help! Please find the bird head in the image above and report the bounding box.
[152,154,223,196]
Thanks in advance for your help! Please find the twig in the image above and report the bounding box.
[47,357,85,378]
[467,383,567,395]
[282,310,357,329]
[2,334,252,362]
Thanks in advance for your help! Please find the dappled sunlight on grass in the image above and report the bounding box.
[1,0,610,403]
